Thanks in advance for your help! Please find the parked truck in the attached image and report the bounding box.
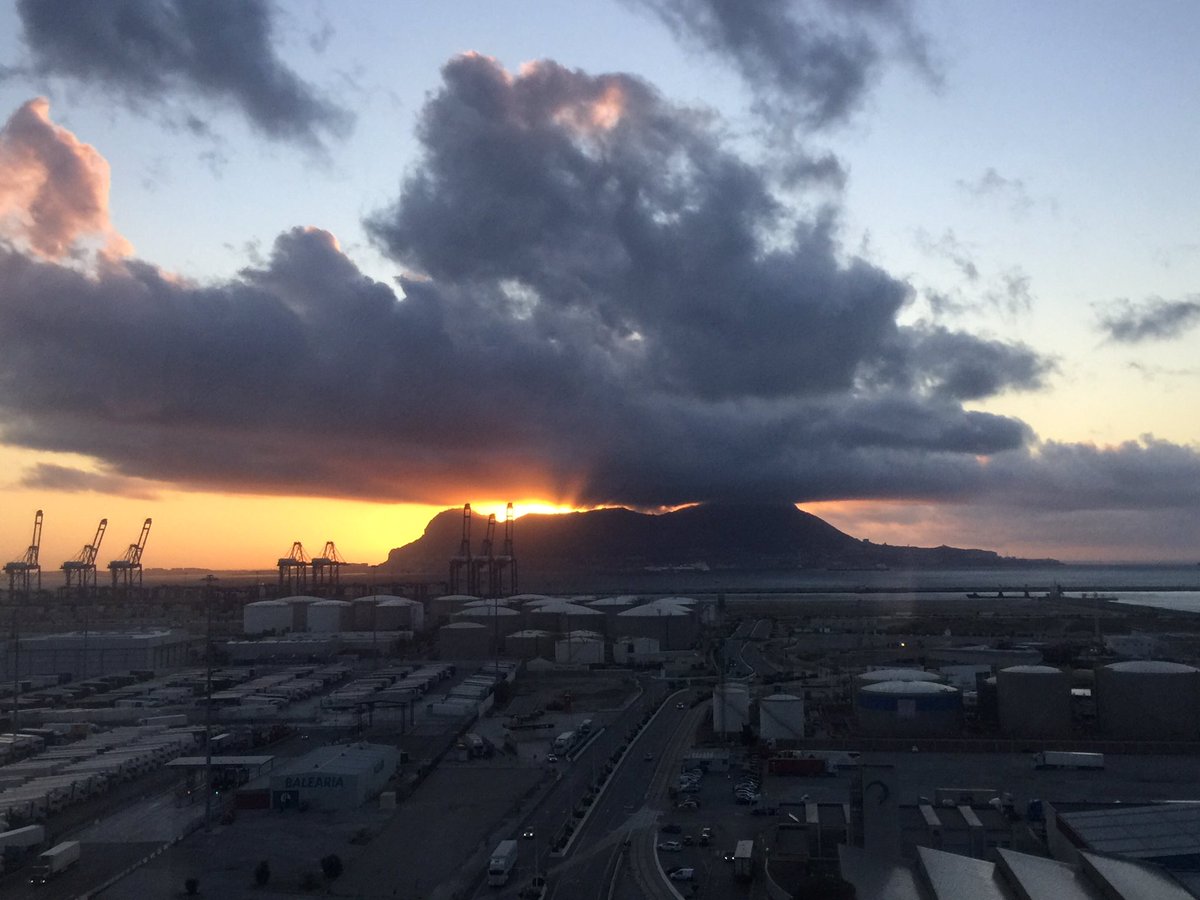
[487,839,519,886]
[28,840,80,884]
[733,839,755,882]
[1034,751,1105,770]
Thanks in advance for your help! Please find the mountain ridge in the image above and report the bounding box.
[382,503,1059,576]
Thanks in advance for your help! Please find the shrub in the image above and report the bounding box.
[184,877,200,895]
[254,860,270,886]
[320,853,344,880]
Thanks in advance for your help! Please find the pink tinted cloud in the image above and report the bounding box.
[0,97,132,260]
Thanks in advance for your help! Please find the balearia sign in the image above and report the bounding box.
[284,775,346,789]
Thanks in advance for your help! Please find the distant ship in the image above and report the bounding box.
[644,561,710,572]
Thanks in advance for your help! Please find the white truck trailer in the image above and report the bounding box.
[487,839,519,886]
[1034,751,1104,769]
[28,840,80,884]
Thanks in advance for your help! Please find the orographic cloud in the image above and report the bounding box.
[13,0,352,149]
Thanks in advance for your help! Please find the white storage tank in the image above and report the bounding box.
[437,622,492,659]
[351,596,378,631]
[1097,660,1200,740]
[997,665,1071,738]
[281,595,323,631]
[856,681,962,738]
[526,601,603,635]
[374,596,424,632]
[759,693,806,741]
[308,599,352,633]
[555,636,604,665]
[503,630,554,660]
[454,605,523,638]
[430,594,477,624]
[713,683,751,733]
[616,603,697,650]
[243,600,291,635]
[613,635,661,665]
[856,668,943,687]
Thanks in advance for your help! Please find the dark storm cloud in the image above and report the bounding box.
[626,0,938,131]
[14,0,352,148]
[3,56,1195,522]
[1097,295,1200,344]
[19,463,159,500]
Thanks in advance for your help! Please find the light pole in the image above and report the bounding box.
[203,575,216,831]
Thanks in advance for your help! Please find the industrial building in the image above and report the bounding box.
[268,743,400,810]
[5,630,191,679]
[759,692,806,741]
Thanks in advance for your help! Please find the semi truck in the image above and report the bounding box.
[28,840,80,884]
[733,839,755,882]
[552,731,577,753]
[487,839,519,886]
[1034,751,1105,770]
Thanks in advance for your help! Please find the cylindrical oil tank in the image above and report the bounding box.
[616,604,697,650]
[998,665,1071,737]
[430,594,477,624]
[526,602,603,635]
[1097,660,1200,740]
[308,599,352,633]
[243,600,291,635]
[856,668,943,687]
[856,681,962,738]
[375,596,424,632]
[713,683,751,733]
[454,605,523,638]
[977,675,998,728]
[587,596,636,638]
[759,693,806,741]
[437,622,492,659]
[555,637,604,665]
[281,595,322,631]
[350,596,378,631]
[504,629,554,660]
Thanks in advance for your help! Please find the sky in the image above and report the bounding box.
[0,0,1198,570]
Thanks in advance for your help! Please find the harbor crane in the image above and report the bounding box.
[447,504,472,594]
[311,541,346,594]
[108,517,152,591]
[277,541,309,594]
[62,518,107,593]
[469,513,496,597]
[5,509,43,595]
[490,502,518,597]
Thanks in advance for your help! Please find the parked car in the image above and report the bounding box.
[668,867,695,881]
[644,752,655,761]
[657,841,683,852]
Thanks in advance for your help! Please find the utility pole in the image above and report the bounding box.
[203,574,217,831]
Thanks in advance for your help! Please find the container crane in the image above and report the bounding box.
[108,518,152,591]
[277,541,309,594]
[311,541,346,594]
[490,502,518,597]
[447,504,472,594]
[5,509,43,595]
[469,513,496,597]
[62,518,107,594]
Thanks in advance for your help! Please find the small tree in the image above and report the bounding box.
[254,860,271,886]
[320,853,344,880]
[184,876,200,895]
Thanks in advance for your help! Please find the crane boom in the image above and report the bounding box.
[129,517,151,564]
[81,518,107,565]
[27,508,43,566]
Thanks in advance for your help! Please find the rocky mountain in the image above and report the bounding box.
[382,503,1057,576]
